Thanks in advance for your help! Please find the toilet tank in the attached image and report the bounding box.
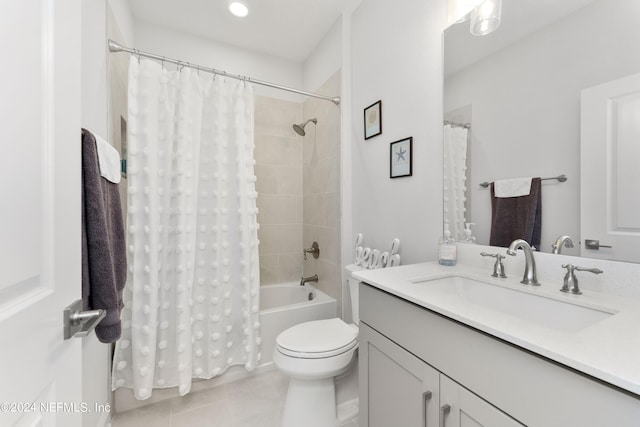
[345,264,366,325]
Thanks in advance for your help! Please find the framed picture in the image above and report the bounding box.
[364,100,382,140]
[120,115,128,178]
[390,137,413,178]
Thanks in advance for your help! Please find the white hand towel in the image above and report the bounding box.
[95,134,122,184]
[494,177,532,198]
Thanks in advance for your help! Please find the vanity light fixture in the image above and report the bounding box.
[447,0,484,24]
[470,0,502,36]
[228,1,249,18]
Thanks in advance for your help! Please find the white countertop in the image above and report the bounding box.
[354,262,640,396]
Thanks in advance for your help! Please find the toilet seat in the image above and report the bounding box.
[276,318,358,359]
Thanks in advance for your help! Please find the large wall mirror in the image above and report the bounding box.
[443,0,640,262]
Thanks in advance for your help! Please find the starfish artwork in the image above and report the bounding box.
[396,146,407,162]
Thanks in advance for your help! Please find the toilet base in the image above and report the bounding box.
[282,377,337,427]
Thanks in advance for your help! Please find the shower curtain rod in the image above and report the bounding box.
[444,120,471,129]
[108,40,341,106]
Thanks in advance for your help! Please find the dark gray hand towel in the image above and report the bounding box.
[489,177,542,249]
[81,129,127,343]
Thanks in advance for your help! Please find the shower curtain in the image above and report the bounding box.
[112,58,261,399]
[443,124,469,240]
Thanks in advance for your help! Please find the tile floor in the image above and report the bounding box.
[111,370,358,427]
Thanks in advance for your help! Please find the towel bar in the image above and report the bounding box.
[479,174,567,188]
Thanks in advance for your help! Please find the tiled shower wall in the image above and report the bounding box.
[255,70,341,296]
[254,97,304,285]
[302,71,342,301]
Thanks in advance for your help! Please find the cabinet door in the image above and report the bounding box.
[440,375,524,427]
[360,322,439,427]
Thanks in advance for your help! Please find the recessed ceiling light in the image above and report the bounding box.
[229,1,249,18]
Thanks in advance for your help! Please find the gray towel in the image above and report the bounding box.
[81,129,127,343]
[489,177,542,249]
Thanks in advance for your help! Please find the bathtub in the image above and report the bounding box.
[115,282,337,412]
[258,282,337,366]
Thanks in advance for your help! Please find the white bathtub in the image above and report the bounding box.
[258,282,337,366]
[115,282,337,412]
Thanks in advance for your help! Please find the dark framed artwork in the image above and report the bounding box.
[390,137,412,178]
[120,115,128,178]
[364,100,382,140]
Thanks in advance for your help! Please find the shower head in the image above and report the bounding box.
[292,118,318,136]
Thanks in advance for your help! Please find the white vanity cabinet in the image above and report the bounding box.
[361,320,440,427]
[360,321,522,427]
[359,283,640,426]
[439,375,522,427]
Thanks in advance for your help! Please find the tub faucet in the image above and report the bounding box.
[300,274,318,286]
[507,239,540,286]
[552,235,574,254]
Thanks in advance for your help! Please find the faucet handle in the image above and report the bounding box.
[480,252,507,278]
[481,252,502,259]
[560,264,603,294]
[574,266,604,275]
[303,241,320,260]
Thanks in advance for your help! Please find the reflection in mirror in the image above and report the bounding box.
[443,0,640,261]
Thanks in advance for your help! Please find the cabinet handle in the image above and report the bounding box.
[423,391,432,427]
[439,404,451,427]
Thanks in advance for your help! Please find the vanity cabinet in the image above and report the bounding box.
[360,321,522,427]
[362,320,439,427]
[359,283,640,426]
[439,374,522,427]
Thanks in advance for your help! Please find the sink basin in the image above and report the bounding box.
[413,275,615,333]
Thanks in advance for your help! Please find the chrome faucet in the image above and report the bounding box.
[480,252,507,278]
[552,235,574,254]
[303,242,320,260]
[507,239,540,286]
[560,264,603,295]
[299,274,318,286]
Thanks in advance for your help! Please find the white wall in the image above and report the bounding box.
[133,20,305,103]
[350,0,447,265]
[303,17,342,93]
[444,0,640,253]
[107,0,135,45]
[82,1,108,138]
[80,2,111,426]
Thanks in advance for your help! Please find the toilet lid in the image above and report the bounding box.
[276,318,358,359]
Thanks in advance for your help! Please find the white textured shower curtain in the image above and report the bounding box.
[443,124,469,240]
[112,58,261,399]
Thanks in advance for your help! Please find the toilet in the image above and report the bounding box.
[273,264,363,427]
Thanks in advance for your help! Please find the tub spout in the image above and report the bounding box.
[300,274,319,286]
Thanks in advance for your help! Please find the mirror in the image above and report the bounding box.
[443,0,640,260]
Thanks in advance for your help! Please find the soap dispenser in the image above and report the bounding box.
[438,224,457,266]
[460,223,476,244]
